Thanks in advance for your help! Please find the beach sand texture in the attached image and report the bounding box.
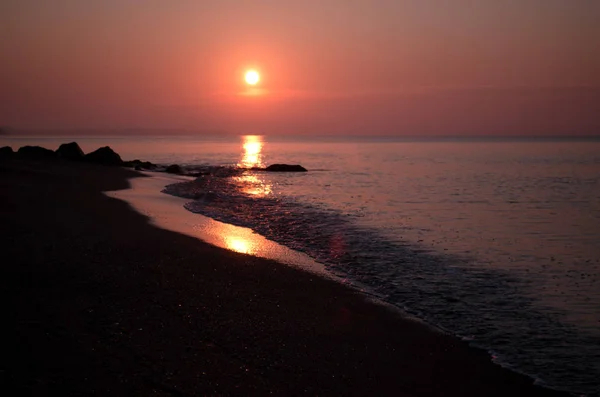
[0,157,566,396]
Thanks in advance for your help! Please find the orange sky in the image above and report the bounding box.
[1,1,599,135]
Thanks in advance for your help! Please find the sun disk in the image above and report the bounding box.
[245,70,260,85]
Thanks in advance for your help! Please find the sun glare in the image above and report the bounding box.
[245,70,260,85]
[239,135,264,168]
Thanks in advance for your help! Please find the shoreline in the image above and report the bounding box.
[107,170,572,393]
[0,158,568,395]
[107,172,447,327]
[105,171,329,277]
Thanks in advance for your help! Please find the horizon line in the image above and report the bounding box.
[2,130,600,142]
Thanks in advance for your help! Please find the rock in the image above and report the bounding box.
[17,145,57,159]
[83,146,123,166]
[134,160,158,170]
[123,159,157,170]
[56,142,84,161]
[122,160,139,168]
[264,164,307,172]
[165,164,182,174]
[0,146,13,157]
[140,161,156,170]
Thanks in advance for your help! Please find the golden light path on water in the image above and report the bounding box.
[239,135,264,168]
[235,135,272,196]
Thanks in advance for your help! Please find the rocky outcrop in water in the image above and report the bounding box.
[17,146,57,159]
[166,164,182,174]
[123,159,157,170]
[262,164,307,172]
[56,142,84,161]
[83,146,123,166]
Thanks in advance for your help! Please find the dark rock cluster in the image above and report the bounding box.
[165,164,182,174]
[1,141,308,176]
[122,159,158,171]
[1,142,125,167]
[56,142,85,161]
[83,146,123,166]
[0,146,14,157]
[17,145,56,159]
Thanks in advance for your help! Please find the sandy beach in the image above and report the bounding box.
[0,157,567,396]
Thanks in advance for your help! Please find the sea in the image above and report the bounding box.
[3,134,600,396]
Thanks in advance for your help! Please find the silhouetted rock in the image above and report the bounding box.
[122,160,138,168]
[83,146,123,166]
[166,164,182,174]
[123,159,157,170]
[123,159,140,168]
[264,164,307,172]
[17,146,57,159]
[56,142,84,161]
[0,146,13,157]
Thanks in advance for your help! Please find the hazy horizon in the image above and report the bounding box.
[2,1,599,136]
[3,130,600,143]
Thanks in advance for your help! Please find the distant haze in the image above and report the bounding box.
[1,1,599,136]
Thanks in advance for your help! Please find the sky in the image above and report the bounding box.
[1,0,599,136]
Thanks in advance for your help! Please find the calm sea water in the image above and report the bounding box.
[3,135,600,395]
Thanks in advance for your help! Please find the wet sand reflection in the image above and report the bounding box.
[225,235,254,254]
[106,172,327,275]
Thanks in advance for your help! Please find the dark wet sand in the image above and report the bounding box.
[0,158,567,396]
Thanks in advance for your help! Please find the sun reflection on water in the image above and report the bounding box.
[233,174,273,196]
[239,135,264,168]
[236,135,272,197]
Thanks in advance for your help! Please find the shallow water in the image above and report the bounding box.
[3,134,600,395]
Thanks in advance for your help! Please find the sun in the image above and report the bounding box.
[244,70,260,85]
